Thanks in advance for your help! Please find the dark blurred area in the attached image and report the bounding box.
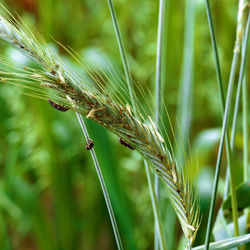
[0,0,249,249]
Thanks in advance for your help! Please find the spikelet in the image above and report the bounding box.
[0,7,200,245]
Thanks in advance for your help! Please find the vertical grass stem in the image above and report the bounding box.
[106,0,136,113]
[205,0,239,239]
[204,50,240,250]
[176,0,195,166]
[154,0,166,249]
[107,1,167,248]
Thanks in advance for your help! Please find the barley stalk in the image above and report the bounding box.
[0,8,200,245]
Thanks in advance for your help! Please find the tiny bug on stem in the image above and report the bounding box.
[119,138,134,150]
[85,139,94,150]
[48,99,69,112]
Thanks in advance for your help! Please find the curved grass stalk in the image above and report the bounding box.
[0,9,200,246]
[204,2,250,249]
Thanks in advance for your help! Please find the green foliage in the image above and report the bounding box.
[223,180,250,210]
[0,0,249,250]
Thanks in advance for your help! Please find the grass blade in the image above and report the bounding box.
[194,234,250,250]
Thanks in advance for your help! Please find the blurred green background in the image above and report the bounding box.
[0,0,249,249]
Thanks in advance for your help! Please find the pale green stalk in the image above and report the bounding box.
[242,13,250,241]
[193,234,250,250]
[107,1,166,249]
[176,0,195,167]
[146,162,167,250]
[230,13,250,177]
[204,1,250,249]
[154,0,167,249]
[106,0,136,112]
[204,0,239,239]
[220,15,250,250]
[242,80,248,181]
[204,46,239,250]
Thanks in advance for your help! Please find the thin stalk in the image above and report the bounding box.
[242,14,250,184]
[145,161,167,250]
[242,77,248,179]
[154,0,166,249]
[107,1,166,248]
[204,47,240,250]
[204,2,250,248]
[75,112,124,250]
[242,82,248,185]
[230,13,250,175]
[242,77,248,184]
[242,14,250,240]
[106,0,136,112]
[204,0,239,238]
[223,16,250,250]
[176,0,195,167]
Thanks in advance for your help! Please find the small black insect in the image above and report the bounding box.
[51,70,56,76]
[48,99,69,112]
[119,137,134,150]
[85,139,94,150]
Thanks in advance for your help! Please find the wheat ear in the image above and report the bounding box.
[0,9,200,245]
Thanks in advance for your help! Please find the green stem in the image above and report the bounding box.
[106,0,136,113]
[204,47,240,250]
[154,0,167,249]
[229,13,250,183]
[145,161,167,250]
[76,113,124,250]
[204,0,239,239]
[107,1,167,248]
[176,0,195,166]
[242,13,250,240]
[226,15,250,250]
[242,13,250,186]
[242,76,248,180]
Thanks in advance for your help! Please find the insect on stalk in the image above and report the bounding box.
[119,137,134,150]
[48,99,70,112]
[85,139,94,150]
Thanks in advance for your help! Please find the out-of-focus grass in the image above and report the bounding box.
[0,0,249,249]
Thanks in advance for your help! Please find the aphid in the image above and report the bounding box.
[85,139,94,150]
[119,137,134,150]
[48,99,69,112]
[51,70,56,76]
